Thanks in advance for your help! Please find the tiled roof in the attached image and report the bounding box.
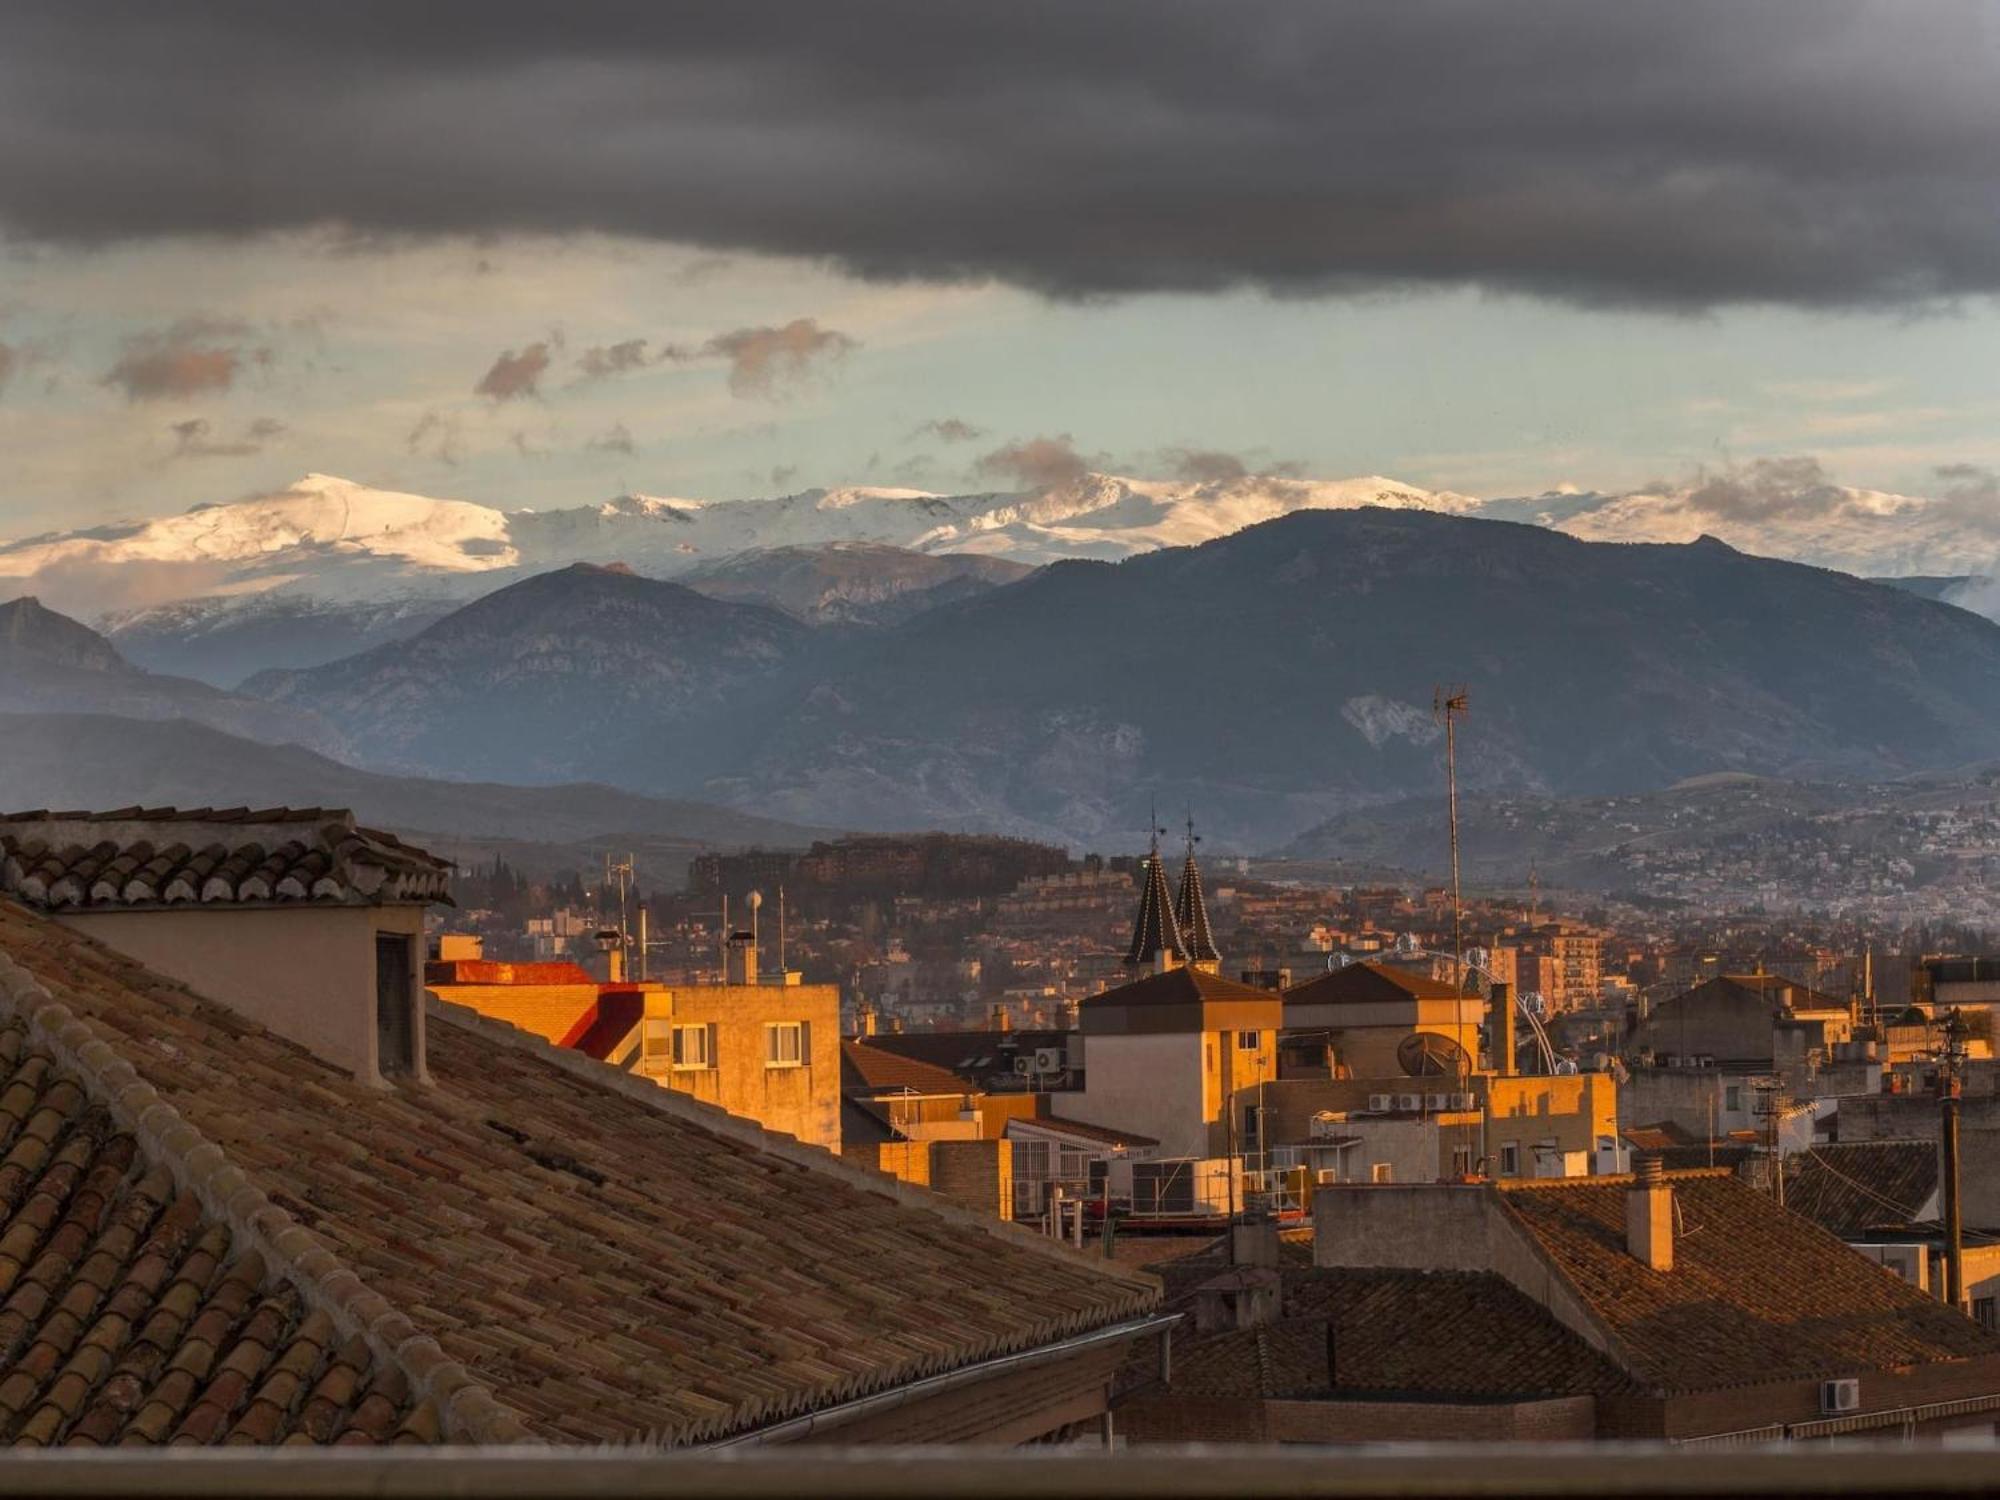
[1496,1172,1996,1393]
[1168,1269,1630,1403]
[0,901,1157,1446]
[857,1029,1072,1084]
[840,1039,974,1098]
[1786,1142,1941,1239]
[424,960,597,987]
[1083,965,1276,1012]
[0,1020,422,1447]
[1283,961,1462,1007]
[0,808,451,910]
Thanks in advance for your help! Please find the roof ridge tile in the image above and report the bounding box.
[0,952,521,1445]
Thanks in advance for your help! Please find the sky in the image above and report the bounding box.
[0,1,1997,536]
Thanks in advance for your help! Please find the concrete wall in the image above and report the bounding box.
[931,1138,1014,1220]
[1619,1067,1759,1138]
[1069,1032,1204,1157]
[425,978,601,1043]
[59,903,427,1086]
[658,982,842,1149]
[1488,1073,1618,1175]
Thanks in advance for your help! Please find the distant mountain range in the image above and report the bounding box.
[0,712,822,885]
[679,543,1031,627]
[15,465,2000,686]
[212,508,2000,849]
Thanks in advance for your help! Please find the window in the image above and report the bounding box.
[1370,1162,1394,1183]
[1977,1297,1997,1333]
[765,1020,810,1068]
[1500,1143,1521,1176]
[670,1022,714,1071]
[1724,1085,1743,1112]
[1243,1106,1262,1150]
[1451,1146,1474,1177]
[1237,1030,1262,1051]
[639,1018,672,1073]
[374,933,415,1078]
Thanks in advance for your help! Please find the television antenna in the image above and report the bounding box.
[1433,684,1470,1003]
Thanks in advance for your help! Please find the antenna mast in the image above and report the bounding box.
[1434,686,1469,1000]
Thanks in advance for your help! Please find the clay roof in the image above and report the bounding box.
[1168,1269,1631,1403]
[1496,1171,1996,1392]
[0,1019,421,1447]
[840,1039,972,1097]
[1283,961,1463,1007]
[425,959,596,987]
[1124,850,1187,970]
[0,900,1157,1446]
[857,1029,1071,1080]
[1083,965,1276,1013]
[0,808,451,911]
[1786,1142,1942,1239]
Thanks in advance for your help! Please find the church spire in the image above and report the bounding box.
[1175,811,1221,972]
[1124,807,1188,971]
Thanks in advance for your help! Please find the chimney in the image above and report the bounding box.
[726,932,758,985]
[1626,1155,1674,1272]
[1495,980,1516,1077]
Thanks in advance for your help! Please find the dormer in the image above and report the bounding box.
[0,805,452,1086]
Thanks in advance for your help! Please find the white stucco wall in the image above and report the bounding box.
[1066,1032,1205,1157]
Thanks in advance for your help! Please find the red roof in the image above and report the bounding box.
[426,958,596,986]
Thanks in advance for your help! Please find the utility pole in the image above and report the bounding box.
[1754,1076,1786,1210]
[1435,686,1470,1076]
[1940,1008,1969,1312]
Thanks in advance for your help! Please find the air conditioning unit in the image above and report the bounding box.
[1453,1092,1477,1111]
[1033,1046,1064,1073]
[1427,1093,1450,1110]
[1820,1378,1861,1414]
[1368,1094,1393,1111]
[1012,1055,1034,1075]
[1397,1093,1423,1112]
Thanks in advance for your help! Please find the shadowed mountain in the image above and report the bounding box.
[242,563,808,788]
[709,510,2000,846]
[0,596,343,752]
[680,542,1032,626]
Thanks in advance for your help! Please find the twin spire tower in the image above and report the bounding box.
[1125,809,1222,974]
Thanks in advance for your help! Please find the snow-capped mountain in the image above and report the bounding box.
[2,470,1480,681]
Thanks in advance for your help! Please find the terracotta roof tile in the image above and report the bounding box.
[1786,1142,1942,1238]
[0,810,450,912]
[0,900,1159,1447]
[1496,1171,1997,1392]
[1284,960,1462,1007]
[840,1039,974,1097]
[0,1018,414,1448]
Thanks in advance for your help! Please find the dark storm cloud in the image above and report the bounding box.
[1166,449,1249,484]
[587,421,636,456]
[474,341,552,401]
[100,318,262,401]
[4,3,1996,310]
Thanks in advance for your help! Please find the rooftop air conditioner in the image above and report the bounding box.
[1034,1047,1064,1073]
[1397,1093,1423,1112]
[1368,1094,1393,1112]
[1453,1093,1478,1111]
[1427,1093,1450,1110]
[1012,1055,1034,1075]
[1820,1378,1861,1415]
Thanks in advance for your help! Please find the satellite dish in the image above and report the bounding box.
[1397,1031,1470,1079]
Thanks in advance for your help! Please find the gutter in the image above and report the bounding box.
[699,1313,1180,1449]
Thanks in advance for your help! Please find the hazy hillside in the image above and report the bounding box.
[244,563,808,787]
[0,712,823,884]
[0,596,343,752]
